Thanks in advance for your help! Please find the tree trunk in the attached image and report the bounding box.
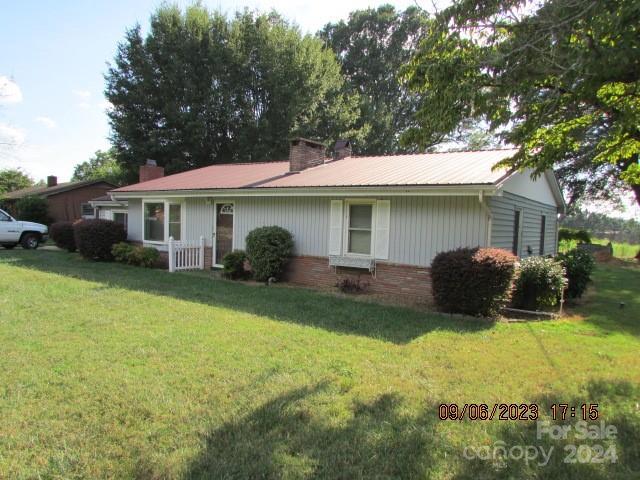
[633,184,640,207]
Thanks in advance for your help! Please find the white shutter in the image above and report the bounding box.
[328,200,343,255]
[375,200,390,260]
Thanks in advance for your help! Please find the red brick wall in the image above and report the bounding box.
[285,255,433,306]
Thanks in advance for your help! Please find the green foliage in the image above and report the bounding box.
[222,250,249,280]
[557,249,595,299]
[111,242,159,268]
[106,6,361,181]
[512,257,567,310]
[15,196,50,225]
[245,226,294,282]
[72,149,126,186]
[74,219,126,261]
[561,209,640,245]
[111,242,134,263]
[402,0,640,206]
[431,247,518,317]
[0,168,33,195]
[49,222,76,252]
[319,5,429,154]
[558,228,591,244]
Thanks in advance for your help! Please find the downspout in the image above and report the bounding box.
[478,190,492,247]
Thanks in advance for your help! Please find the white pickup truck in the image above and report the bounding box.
[0,208,48,249]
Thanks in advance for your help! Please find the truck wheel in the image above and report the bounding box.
[21,233,40,250]
[2,243,18,249]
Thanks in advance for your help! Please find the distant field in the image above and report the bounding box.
[559,238,639,259]
[592,238,639,259]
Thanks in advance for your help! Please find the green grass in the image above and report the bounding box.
[1,249,639,479]
[592,238,640,259]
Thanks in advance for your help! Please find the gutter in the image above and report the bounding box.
[110,184,500,201]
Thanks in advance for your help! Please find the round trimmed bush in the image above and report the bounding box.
[74,219,126,261]
[112,242,134,263]
[222,250,249,280]
[557,248,595,299]
[431,247,518,317]
[50,221,76,252]
[512,256,567,310]
[245,226,294,282]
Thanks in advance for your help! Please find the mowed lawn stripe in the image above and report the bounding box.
[1,249,638,479]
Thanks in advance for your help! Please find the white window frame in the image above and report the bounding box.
[81,203,95,219]
[343,199,376,258]
[142,199,185,245]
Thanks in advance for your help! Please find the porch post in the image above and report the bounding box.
[168,236,175,272]
[199,236,205,270]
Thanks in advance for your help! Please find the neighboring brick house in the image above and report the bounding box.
[110,138,565,306]
[2,176,116,223]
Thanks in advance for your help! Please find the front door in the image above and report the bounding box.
[214,202,234,266]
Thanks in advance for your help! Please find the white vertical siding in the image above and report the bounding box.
[489,192,558,256]
[234,197,330,256]
[127,199,142,241]
[388,196,488,266]
[185,198,215,247]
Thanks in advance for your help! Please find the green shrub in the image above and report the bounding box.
[222,250,249,280]
[558,228,591,244]
[15,196,50,225]
[512,257,567,310]
[112,242,134,263]
[127,246,160,268]
[431,247,518,317]
[557,248,595,299]
[245,226,294,282]
[74,219,126,261]
[112,242,159,268]
[49,221,76,252]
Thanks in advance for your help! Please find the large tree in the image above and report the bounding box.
[106,5,361,180]
[319,5,430,154]
[402,0,640,207]
[72,149,127,186]
[0,168,33,195]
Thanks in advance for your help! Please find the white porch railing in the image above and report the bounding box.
[168,236,205,272]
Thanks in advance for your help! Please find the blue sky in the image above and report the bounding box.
[1,1,637,218]
[0,0,416,183]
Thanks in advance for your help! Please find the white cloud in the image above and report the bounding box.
[72,89,92,98]
[0,122,26,146]
[34,116,57,129]
[77,101,91,109]
[0,76,23,104]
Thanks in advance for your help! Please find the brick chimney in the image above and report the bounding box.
[289,138,326,172]
[47,175,57,187]
[139,159,165,183]
[334,139,352,160]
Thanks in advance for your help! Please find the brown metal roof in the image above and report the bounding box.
[113,149,519,193]
[3,179,117,199]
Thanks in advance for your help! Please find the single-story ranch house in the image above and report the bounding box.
[111,138,565,304]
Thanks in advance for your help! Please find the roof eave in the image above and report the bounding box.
[111,184,499,200]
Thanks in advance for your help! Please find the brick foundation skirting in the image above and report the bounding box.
[140,242,432,306]
[285,255,433,306]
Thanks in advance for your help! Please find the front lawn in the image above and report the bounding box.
[1,249,638,479]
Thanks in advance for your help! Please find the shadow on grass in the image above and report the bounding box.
[133,379,637,479]
[455,379,640,479]
[180,383,444,480]
[0,250,493,344]
[575,264,640,337]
